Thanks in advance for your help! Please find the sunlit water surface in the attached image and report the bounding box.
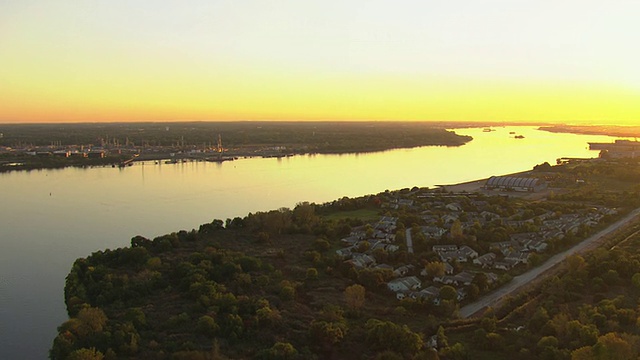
[0,126,619,358]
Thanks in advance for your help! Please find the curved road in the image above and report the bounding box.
[459,207,640,318]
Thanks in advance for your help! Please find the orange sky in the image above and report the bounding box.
[1,1,639,125]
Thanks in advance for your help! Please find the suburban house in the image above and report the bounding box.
[345,253,376,269]
[433,245,458,253]
[340,235,361,246]
[485,272,499,284]
[419,286,441,299]
[445,203,462,212]
[441,214,459,224]
[505,251,530,265]
[494,259,519,270]
[422,226,447,238]
[436,271,475,286]
[387,276,422,292]
[480,211,501,221]
[335,247,353,259]
[436,245,478,263]
[371,241,399,252]
[490,241,523,256]
[375,216,398,233]
[473,253,497,268]
[374,264,394,271]
[520,239,548,253]
[457,288,467,301]
[394,264,415,277]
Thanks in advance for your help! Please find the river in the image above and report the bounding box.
[0,126,619,358]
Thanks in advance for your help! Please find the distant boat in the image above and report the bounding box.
[206,156,235,163]
[514,135,525,139]
[509,131,516,134]
[483,128,493,132]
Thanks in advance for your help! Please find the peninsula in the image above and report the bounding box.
[51,156,640,359]
[0,122,472,172]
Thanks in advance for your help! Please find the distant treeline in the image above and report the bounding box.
[0,122,472,152]
[539,125,640,138]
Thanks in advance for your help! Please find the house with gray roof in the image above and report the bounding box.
[387,276,422,292]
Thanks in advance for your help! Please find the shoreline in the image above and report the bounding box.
[0,141,473,173]
[436,169,534,193]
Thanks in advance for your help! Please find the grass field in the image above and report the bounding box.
[321,209,381,222]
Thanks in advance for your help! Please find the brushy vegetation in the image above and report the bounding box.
[50,158,640,359]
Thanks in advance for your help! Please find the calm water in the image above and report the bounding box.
[0,126,617,358]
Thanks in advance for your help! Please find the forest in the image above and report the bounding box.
[50,158,640,359]
[0,121,472,151]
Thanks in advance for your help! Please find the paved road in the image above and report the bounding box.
[406,228,414,254]
[459,207,640,318]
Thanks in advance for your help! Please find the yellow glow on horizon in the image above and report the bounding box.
[1,14,639,125]
[2,61,640,125]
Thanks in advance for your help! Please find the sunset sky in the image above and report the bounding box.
[1,1,639,124]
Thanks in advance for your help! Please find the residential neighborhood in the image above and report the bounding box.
[335,187,618,306]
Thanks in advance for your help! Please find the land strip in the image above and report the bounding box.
[0,121,473,172]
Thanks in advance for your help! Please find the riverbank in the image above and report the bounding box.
[539,124,640,138]
[0,121,474,173]
[436,169,555,201]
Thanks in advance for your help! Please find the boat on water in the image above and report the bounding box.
[483,128,494,132]
[509,131,516,134]
[514,135,525,139]
[206,156,236,163]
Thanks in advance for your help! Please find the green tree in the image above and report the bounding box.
[441,342,468,360]
[306,267,318,281]
[77,307,108,335]
[592,333,635,360]
[365,319,424,357]
[374,351,403,360]
[279,281,296,301]
[344,284,366,312]
[424,262,446,279]
[439,286,457,302]
[436,325,449,349]
[67,348,104,360]
[472,272,489,292]
[450,220,463,239]
[631,272,640,289]
[482,333,504,352]
[357,241,371,253]
[480,316,497,333]
[537,336,559,353]
[268,342,298,360]
[310,320,347,349]
[124,308,146,329]
[197,315,219,337]
[529,307,550,333]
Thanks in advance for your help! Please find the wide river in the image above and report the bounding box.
[0,126,619,358]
